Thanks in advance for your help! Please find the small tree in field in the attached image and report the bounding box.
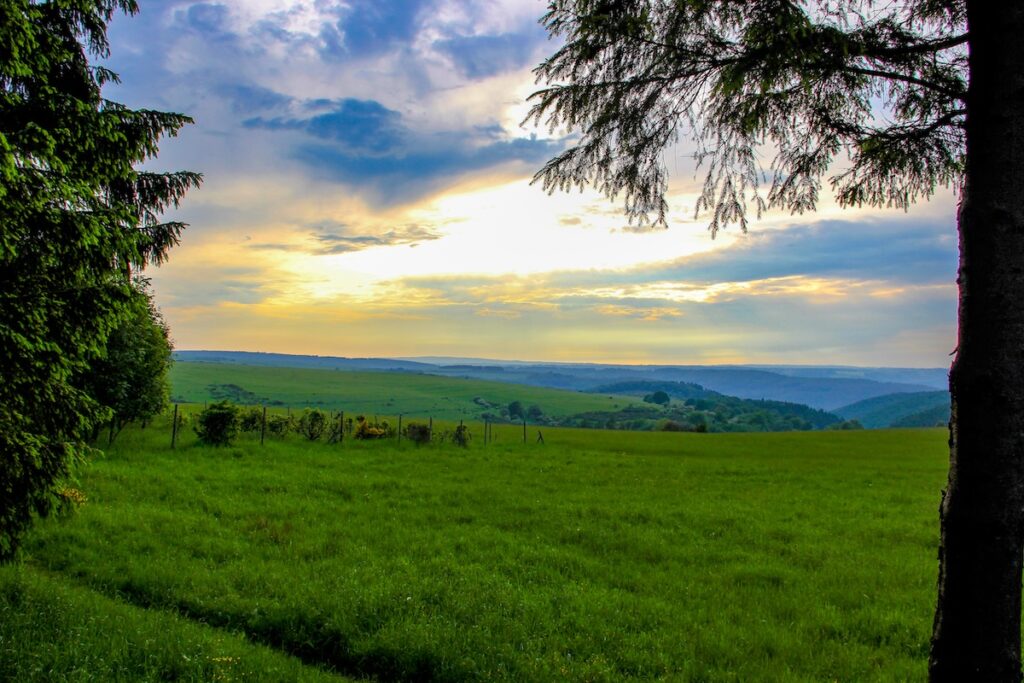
[405,422,432,446]
[643,391,671,407]
[298,409,327,441]
[195,402,240,446]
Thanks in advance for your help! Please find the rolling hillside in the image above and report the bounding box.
[169,361,637,421]
[835,391,950,428]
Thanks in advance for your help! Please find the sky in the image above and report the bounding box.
[104,0,960,367]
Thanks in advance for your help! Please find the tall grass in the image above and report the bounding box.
[18,422,947,681]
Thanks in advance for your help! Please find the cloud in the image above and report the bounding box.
[311,222,442,254]
[673,217,956,285]
[249,221,443,255]
[184,3,229,33]
[244,98,404,152]
[222,84,293,113]
[550,216,957,291]
[435,32,539,79]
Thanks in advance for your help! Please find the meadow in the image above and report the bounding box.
[2,418,949,681]
[169,362,637,420]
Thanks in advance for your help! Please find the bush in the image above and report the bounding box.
[194,401,240,446]
[354,416,387,440]
[266,415,293,438]
[453,424,470,448]
[239,407,263,433]
[298,409,327,441]
[405,422,431,446]
[827,419,865,430]
[326,416,344,444]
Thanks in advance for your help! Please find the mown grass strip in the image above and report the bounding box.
[0,565,346,682]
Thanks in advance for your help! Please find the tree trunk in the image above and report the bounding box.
[930,4,1024,681]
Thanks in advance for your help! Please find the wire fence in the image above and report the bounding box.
[163,403,547,450]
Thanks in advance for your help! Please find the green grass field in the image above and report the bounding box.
[170,361,637,420]
[4,419,949,681]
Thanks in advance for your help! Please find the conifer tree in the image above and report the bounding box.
[0,1,200,559]
[528,2,1019,679]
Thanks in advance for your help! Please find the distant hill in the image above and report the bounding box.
[591,380,842,430]
[742,365,948,390]
[175,350,940,412]
[891,404,950,428]
[175,350,434,373]
[169,361,635,421]
[834,391,950,428]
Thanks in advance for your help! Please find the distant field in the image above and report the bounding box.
[170,361,637,420]
[9,421,949,681]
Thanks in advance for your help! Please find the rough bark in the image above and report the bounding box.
[930,4,1024,681]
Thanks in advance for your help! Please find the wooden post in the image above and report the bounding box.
[429,416,433,441]
[484,420,488,445]
[260,405,267,446]
[340,410,345,443]
[398,415,402,445]
[523,418,527,443]
[171,403,179,449]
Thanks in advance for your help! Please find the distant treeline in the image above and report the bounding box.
[575,381,843,432]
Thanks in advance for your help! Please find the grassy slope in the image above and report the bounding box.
[0,566,344,682]
[170,361,636,420]
[834,391,949,428]
[20,420,948,681]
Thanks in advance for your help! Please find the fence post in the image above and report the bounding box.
[398,415,402,445]
[429,416,433,441]
[260,405,267,446]
[340,410,345,443]
[171,403,179,449]
[523,418,527,443]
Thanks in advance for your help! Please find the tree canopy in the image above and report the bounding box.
[527,0,966,232]
[0,1,199,559]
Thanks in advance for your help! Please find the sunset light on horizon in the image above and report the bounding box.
[109,0,959,367]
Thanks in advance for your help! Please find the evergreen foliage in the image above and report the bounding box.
[0,1,199,559]
[78,280,173,444]
[528,0,965,231]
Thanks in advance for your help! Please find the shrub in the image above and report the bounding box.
[405,422,431,446]
[298,409,327,441]
[453,424,470,448]
[658,419,684,432]
[354,416,387,440]
[239,407,263,433]
[266,415,293,438]
[326,416,344,444]
[827,419,865,430]
[194,401,240,446]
